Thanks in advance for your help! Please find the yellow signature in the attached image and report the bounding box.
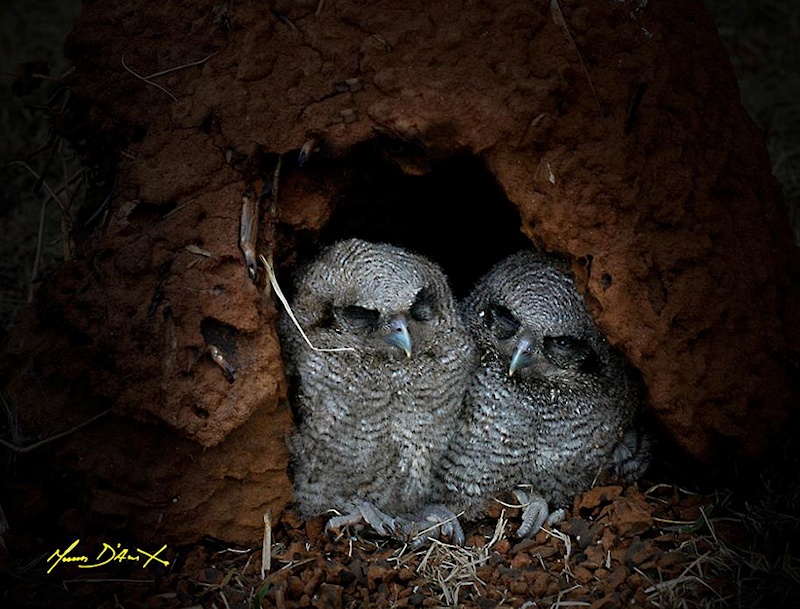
[46,539,170,574]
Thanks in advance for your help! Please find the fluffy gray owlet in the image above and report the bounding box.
[436,250,650,536]
[278,238,476,544]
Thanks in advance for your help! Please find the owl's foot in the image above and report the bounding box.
[513,489,565,537]
[325,500,398,539]
[325,502,464,548]
[397,504,465,549]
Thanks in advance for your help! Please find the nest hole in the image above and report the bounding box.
[275,137,531,296]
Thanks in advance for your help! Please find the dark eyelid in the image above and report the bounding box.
[337,305,379,330]
[543,335,598,372]
[486,303,520,339]
[544,335,583,351]
[410,287,436,321]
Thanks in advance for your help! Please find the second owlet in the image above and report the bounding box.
[278,238,476,543]
[436,250,650,536]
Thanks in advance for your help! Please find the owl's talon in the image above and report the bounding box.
[513,489,564,537]
[325,511,362,539]
[402,504,465,549]
[323,501,396,538]
[356,501,398,537]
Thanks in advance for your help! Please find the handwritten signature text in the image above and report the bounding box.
[46,539,170,574]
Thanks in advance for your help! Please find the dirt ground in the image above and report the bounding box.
[2,1,800,608]
[3,449,800,608]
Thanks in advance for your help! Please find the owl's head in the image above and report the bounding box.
[293,239,459,358]
[465,250,609,383]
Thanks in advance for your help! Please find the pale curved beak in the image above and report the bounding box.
[509,337,534,377]
[385,315,412,358]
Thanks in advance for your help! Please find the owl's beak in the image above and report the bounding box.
[509,337,534,377]
[385,315,412,358]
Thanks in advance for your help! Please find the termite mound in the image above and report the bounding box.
[1,0,798,546]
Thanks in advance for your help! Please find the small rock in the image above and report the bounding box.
[305,515,326,542]
[511,537,537,554]
[532,571,552,596]
[594,567,610,580]
[510,553,532,569]
[606,566,628,590]
[287,575,305,596]
[347,559,366,586]
[317,583,343,609]
[494,539,511,555]
[572,565,594,585]
[367,563,390,588]
[589,592,624,609]
[577,486,623,511]
[581,544,607,569]
[624,537,661,571]
[610,497,653,538]
[470,533,487,547]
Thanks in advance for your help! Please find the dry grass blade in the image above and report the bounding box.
[267,154,282,250]
[639,552,726,608]
[407,511,464,547]
[417,540,485,605]
[239,195,258,279]
[548,590,589,608]
[121,56,178,101]
[161,197,198,219]
[550,0,603,117]
[261,254,356,353]
[415,511,508,606]
[185,244,213,258]
[120,52,218,102]
[0,501,7,550]
[0,409,111,454]
[28,190,48,302]
[144,52,217,79]
[543,525,573,578]
[261,510,272,579]
[6,160,73,261]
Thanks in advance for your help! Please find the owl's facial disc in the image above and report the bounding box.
[385,314,412,358]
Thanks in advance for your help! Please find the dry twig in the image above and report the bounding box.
[260,255,355,354]
[120,53,217,101]
[262,510,272,579]
[121,56,179,101]
[0,409,111,454]
[550,0,603,117]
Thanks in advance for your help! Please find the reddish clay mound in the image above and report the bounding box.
[2,0,798,544]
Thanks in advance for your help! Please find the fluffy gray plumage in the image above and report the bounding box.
[436,250,649,535]
[279,238,476,541]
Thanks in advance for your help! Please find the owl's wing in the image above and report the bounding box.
[609,424,652,483]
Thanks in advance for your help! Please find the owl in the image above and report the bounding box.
[278,238,476,544]
[436,250,649,536]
